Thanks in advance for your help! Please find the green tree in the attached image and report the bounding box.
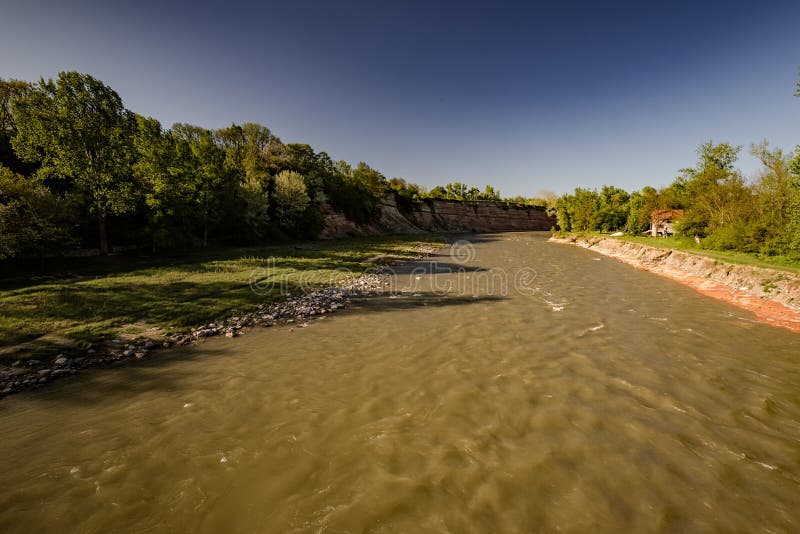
[626,186,659,234]
[445,182,468,200]
[428,185,447,199]
[176,125,230,247]
[133,116,201,248]
[0,164,76,259]
[0,78,33,174]
[352,162,387,199]
[215,123,281,240]
[11,72,136,254]
[679,142,749,236]
[273,170,310,230]
[749,141,795,252]
[480,185,501,201]
[789,147,800,252]
[596,185,630,232]
[569,188,601,231]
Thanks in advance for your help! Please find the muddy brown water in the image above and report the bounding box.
[1,232,800,533]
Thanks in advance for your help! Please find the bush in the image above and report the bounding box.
[0,165,77,259]
[273,170,310,232]
[323,173,382,224]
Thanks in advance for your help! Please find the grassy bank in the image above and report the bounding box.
[0,235,444,362]
[614,235,800,274]
[558,232,800,275]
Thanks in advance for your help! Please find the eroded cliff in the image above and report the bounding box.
[320,195,555,239]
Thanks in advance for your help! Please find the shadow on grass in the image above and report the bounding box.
[0,278,301,354]
[1,292,505,405]
[0,234,446,291]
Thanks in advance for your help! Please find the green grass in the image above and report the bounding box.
[611,234,800,274]
[0,234,444,362]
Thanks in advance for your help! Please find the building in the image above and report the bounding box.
[650,209,684,237]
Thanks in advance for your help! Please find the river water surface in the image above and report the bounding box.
[2,232,800,532]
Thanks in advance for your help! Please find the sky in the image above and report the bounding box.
[1,0,799,196]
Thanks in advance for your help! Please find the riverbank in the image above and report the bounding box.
[550,234,800,333]
[0,235,443,398]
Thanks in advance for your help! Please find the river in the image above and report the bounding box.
[1,232,799,532]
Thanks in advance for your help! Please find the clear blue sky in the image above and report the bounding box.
[1,0,798,196]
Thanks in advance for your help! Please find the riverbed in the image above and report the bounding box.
[1,232,799,532]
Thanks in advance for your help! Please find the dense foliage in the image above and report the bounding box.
[0,72,542,259]
[556,140,800,256]
[2,70,798,259]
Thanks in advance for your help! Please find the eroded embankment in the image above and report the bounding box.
[550,235,800,333]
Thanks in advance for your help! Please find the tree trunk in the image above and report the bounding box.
[98,204,109,255]
[203,224,208,248]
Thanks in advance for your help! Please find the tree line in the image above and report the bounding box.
[0,72,534,259]
[555,140,800,255]
[556,73,800,256]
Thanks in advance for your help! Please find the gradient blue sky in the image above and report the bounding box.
[1,0,798,196]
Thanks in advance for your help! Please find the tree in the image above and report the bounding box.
[273,170,310,230]
[0,78,33,174]
[0,164,76,259]
[352,162,387,199]
[445,182,468,200]
[679,142,749,236]
[388,177,423,212]
[240,172,271,238]
[215,123,280,240]
[428,185,447,199]
[596,185,630,232]
[789,146,800,253]
[568,188,601,231]
[176,125,230,247]
[11,72,136,254]
[480,185,501,201]
[133,116,199,248]
[749,141,795,251]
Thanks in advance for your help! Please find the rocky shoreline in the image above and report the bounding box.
[550,234,800,333]
[0,244,438,399]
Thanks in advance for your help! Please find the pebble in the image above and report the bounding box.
[0,245,437,399]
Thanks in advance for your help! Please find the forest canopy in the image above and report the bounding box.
[1,70,799,259]
[0,72,547,259]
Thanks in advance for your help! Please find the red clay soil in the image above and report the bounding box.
[551,236,800,334]
[633,262,800,333]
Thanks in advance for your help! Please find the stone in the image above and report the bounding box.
[123,349,134,357]
[54,357,68,366]
[38,369,51,377]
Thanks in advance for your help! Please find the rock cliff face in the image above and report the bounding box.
[408,199,554,232]
[320,195,555,239]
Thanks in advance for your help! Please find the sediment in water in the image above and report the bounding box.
[0,244,439,399]
[550,234,800,333]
